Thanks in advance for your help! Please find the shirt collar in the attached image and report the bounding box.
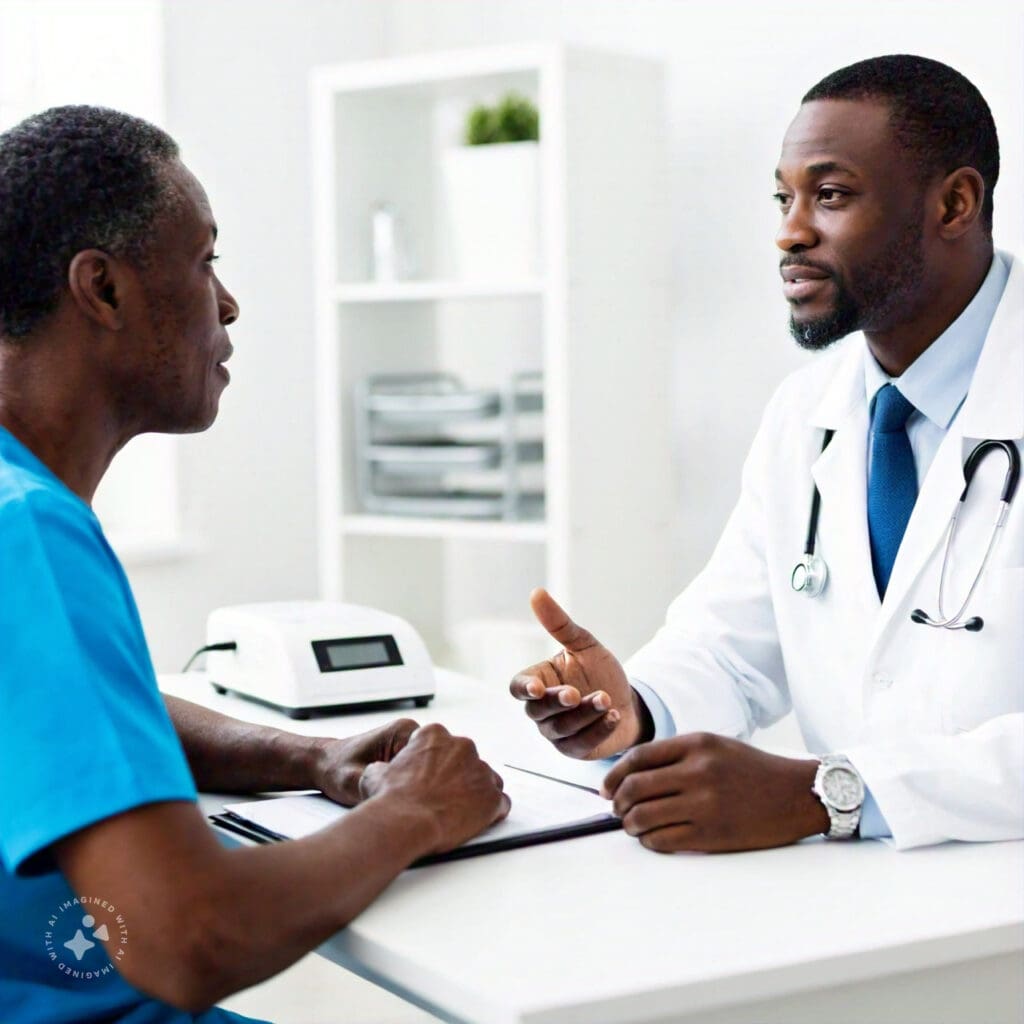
[863,251,1011,428]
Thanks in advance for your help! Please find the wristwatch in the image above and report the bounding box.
[812,754,865,839]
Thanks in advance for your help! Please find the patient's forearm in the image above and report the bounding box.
[164,694,329,793]
[189,797,435,1007]
[58,796,438,1012]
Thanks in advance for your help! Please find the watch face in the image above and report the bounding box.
[823,767,863,812]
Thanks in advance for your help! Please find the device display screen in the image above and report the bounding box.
[311,634,403,673]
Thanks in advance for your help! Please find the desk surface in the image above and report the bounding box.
[162,672,1024,1024]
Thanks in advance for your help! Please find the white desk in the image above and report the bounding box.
[162,671,1024,1024]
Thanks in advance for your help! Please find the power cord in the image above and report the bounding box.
[182,641,237,673]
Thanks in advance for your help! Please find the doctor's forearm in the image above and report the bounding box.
[164,694,329,792]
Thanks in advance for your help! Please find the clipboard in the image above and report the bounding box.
[209,765,622,868]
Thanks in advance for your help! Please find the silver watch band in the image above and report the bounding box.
[825,808,860,840]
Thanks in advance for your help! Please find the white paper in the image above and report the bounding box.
[223,767,613,849]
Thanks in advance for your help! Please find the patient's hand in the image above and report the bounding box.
[358,723,511,854]
[315,718,419,806]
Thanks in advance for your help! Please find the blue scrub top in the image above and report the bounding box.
[0,427,266,1023]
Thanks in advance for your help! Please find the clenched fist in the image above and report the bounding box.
[359,723,511,854]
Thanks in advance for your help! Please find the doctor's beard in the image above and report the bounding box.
[788,202,926,351]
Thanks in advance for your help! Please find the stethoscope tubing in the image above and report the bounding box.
[792,434,1020,634]
[912,439,1019,631]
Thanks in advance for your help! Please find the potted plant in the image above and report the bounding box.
[442,92,541,279]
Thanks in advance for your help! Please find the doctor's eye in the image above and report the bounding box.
[817,188,848,204]
[771,192,792,210]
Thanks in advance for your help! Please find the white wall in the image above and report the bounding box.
[134,0,1023,670]
[0,0,163,123]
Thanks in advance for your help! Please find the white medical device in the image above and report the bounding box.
[204,601,435,719]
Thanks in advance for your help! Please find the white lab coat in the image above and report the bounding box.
[627,255,1024,849]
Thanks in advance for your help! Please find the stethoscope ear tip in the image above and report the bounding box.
[909,609,985,631]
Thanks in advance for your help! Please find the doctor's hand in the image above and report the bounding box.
[358,723,511,854]
[509,588,653,760]
[601,733,830,853]
[314,718,419,807]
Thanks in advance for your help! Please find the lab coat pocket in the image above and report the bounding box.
[945,568,1024,734]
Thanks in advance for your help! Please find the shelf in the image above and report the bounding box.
[333,279,544,304]
[314,44,674,662]
[340,514,547,543]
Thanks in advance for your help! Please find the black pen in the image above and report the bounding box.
[503,763,602,795]
[212,811,288,843]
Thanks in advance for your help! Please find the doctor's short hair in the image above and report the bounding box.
[0,105,180,340]
[803,55,999,233]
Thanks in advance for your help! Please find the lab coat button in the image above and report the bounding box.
[871,672,893,691]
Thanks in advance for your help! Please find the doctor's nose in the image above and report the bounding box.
[776,200,818,252]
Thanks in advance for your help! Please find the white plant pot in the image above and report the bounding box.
[441,141,541,280]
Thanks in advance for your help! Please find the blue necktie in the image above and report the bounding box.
[868,384,918,598]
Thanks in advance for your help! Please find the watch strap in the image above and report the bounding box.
[825,808,860,839]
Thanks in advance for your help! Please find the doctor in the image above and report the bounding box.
[511,54,1023,852]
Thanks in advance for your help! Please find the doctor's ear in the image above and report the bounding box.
[67,249,127,330]
[934,167,985,240]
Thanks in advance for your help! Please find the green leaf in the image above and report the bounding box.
[464,92,539,145]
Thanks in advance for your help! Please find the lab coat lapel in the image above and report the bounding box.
[874,254,1024,633]
[808,340,879,610]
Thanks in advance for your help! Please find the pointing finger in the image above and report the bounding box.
[529,588,600,655]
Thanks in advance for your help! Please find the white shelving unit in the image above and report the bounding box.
[311,43,675,674]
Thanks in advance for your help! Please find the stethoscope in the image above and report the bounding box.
[790,429,835,599]
[792,431,1021,633]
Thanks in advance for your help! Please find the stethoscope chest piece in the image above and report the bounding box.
[793,428,836,599]
[792,554,828,597]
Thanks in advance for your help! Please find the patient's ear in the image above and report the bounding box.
[67,249,127,330]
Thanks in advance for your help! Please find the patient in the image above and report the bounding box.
[0,105,509,1022]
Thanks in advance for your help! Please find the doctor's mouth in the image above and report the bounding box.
[780,259,834,303]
